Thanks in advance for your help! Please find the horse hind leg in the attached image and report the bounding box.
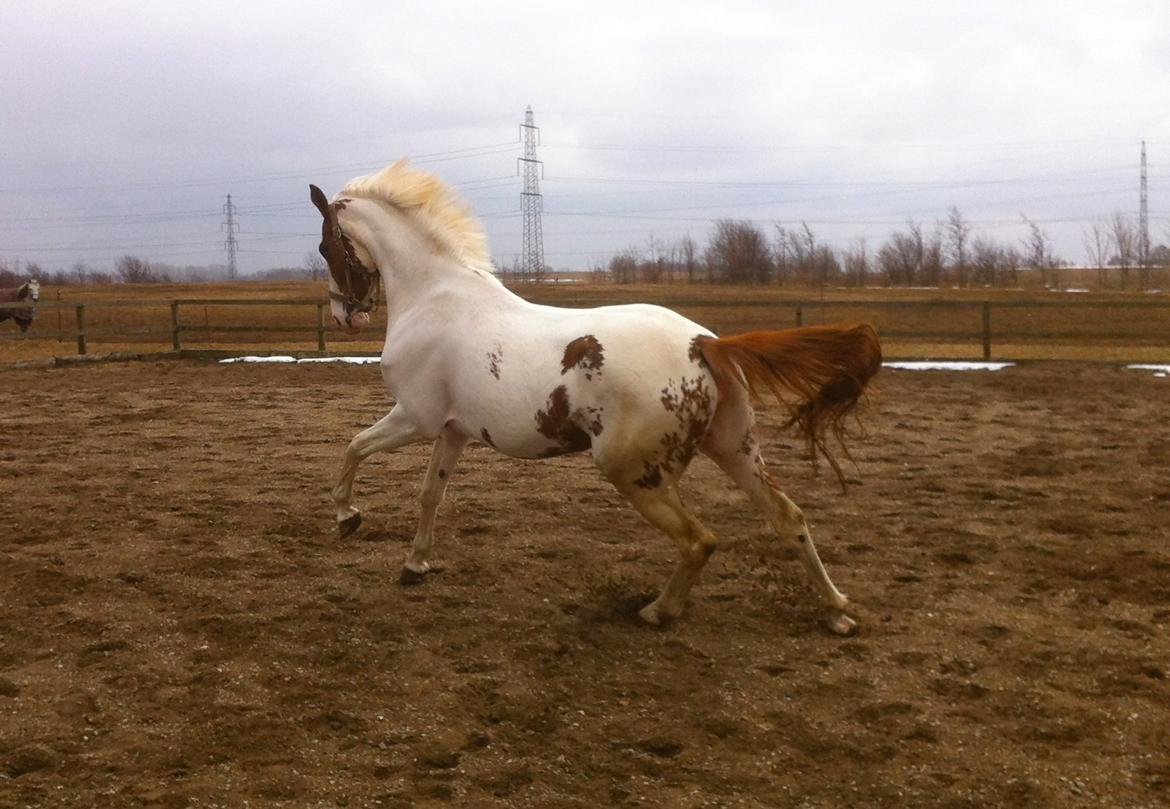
[702,413,856,635]
[400,427,469,584]
[604,474,719,625]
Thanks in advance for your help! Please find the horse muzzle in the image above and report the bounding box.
[335,310,370,334]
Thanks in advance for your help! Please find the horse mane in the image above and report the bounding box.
[340,160,494,274]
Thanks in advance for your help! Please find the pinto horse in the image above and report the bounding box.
[0,280,40,332]
[310,162,880,634]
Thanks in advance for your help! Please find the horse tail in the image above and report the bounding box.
[697,323,882,489]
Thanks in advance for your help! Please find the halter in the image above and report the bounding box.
[322,217,381,316]
[310,185,380,319]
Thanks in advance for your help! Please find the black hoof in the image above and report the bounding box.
[399,567,428,586]
[338,513,362,539]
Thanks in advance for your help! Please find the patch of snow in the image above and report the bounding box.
[220,355,380,365]
[1061,288,1090,293]
[1128,364,1170,377]
[883,361,1015,371]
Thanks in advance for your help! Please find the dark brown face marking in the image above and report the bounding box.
[480,428,496,448]
[486,344,502,380]
[309,186,377,309]
[534,385,592,453]
[561,335,605,380]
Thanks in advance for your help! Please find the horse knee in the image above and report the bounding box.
[683,528,718,565]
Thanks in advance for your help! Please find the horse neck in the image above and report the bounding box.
[351,201,505,318]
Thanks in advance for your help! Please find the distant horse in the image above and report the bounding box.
[0,279,40,332]
[309,163,880,634]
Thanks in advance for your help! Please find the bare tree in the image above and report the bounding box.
[114,255,162,284]
[303,251,326,282]
[877,229,920,286]
[679,235,699,283]
[945,206,972,286]
[706,220,771,284]
[921,223,945,287]
[1108,212,1136,289]
[608,249,640,284]
[970,235,1000,287]
[1021,217,1058,288]
[773,225,792,286]
[1082,221,1110,289]
[72,260,90,285]
[841,238,869,287]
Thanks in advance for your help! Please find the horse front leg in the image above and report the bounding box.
[333,404,425,538]
[401,427,470,584]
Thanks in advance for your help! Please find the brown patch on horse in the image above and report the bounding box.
[534,385,592,453]
[634,463,664,489]
[656,375,715,474]
[486,344,502,380]
[561,335,605,380]
[579,406,604,437]
[688,334,712,364]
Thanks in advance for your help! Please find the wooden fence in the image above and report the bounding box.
[2,296,1169,361]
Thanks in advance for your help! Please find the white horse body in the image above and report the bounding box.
[314,164,881,633]
[385,287,714,462]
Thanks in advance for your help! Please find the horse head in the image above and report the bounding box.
[21,279,40,303]
[309,184,380,335]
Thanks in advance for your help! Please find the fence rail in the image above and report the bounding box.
[2,296,1169,361]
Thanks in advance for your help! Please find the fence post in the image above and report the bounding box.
[981,302,992,360]
[316,303,327,352]
[75,305,87,355]
[171,301,182,351]
[795,305,804,327]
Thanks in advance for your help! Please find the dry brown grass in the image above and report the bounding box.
[1,280,1168,362]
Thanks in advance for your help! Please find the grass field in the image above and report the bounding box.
[2,280,1168,363]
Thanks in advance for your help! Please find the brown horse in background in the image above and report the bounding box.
[0,280,40,332]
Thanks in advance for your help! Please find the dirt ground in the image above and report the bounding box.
[1,360,1168,808]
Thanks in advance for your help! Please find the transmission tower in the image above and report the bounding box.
[518,106,545,277]
[222,194,239,279]
[1139,140,1149,272]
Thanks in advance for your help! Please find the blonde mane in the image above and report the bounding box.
[340,160,494,273]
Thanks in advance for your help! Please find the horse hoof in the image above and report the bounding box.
[399,566,428,586]
[827,613,858,637]
[338,513,362,539]
[638,601,678,626]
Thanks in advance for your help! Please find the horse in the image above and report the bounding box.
[0,279,40,332]
[309,161,881,635]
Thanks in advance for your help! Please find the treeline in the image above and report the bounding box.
[591,209,1169,289]
[0,255,320,287]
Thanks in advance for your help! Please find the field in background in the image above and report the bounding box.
[2,280,1169,362]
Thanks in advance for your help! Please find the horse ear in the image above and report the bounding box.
[309,184,330,217]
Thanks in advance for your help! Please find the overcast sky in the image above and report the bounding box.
[2,0,1168,274]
